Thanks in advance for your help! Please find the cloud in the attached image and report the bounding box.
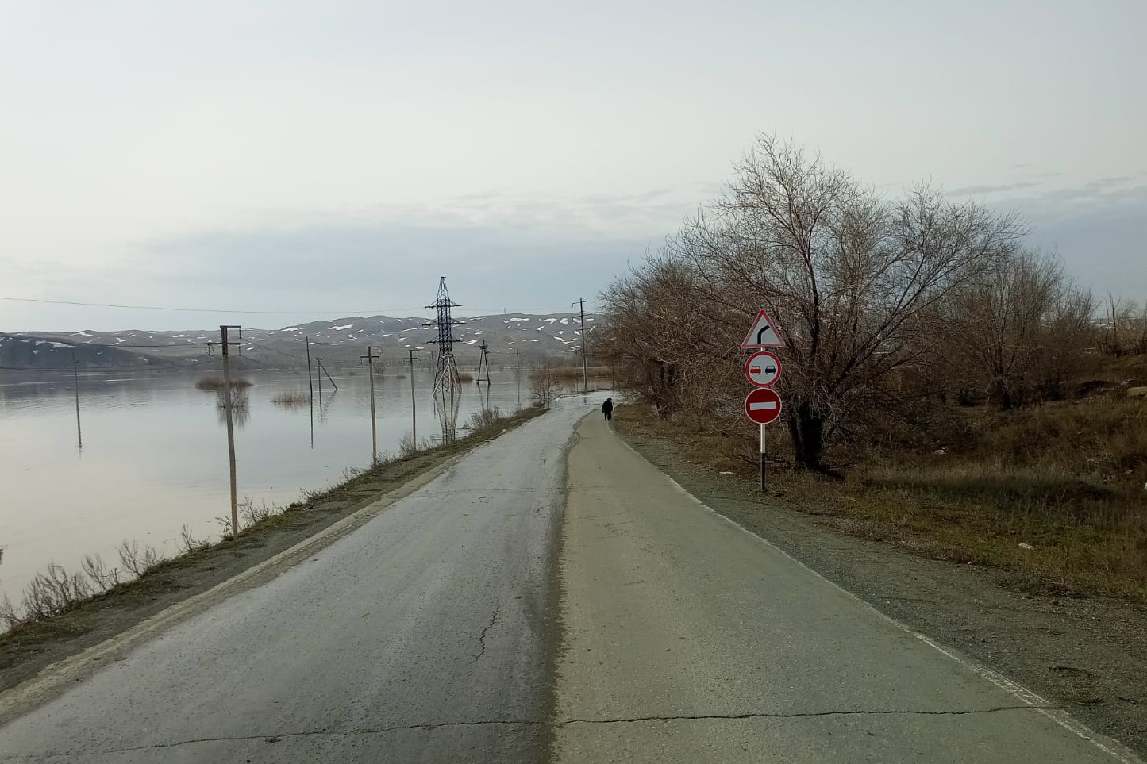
[948,180,1046,196]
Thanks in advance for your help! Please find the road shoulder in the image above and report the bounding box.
[611,404,1147,759]
[0,406,545,721]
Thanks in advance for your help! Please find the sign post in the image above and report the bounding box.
[740,308,784,493]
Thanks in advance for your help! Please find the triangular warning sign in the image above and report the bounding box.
[740,309,783,348]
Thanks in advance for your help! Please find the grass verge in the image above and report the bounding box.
[0,405,545,693]
[614,399,1147,602]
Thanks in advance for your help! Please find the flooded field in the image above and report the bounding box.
[0,367,531,605]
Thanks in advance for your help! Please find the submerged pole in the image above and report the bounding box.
[72,350,82,450]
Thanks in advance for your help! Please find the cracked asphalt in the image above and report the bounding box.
[0,396,606,763]
[0,399,1136,762]
[552,414,1132,762]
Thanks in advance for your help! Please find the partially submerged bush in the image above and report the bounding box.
[195,375,253,391]
[271,391,308,408]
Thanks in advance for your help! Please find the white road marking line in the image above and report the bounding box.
[606,427,1141,763]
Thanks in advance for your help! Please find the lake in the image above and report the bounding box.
[0,366,534,607]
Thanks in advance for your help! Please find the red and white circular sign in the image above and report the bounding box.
[744,350,782,388]
[744,387,783,425]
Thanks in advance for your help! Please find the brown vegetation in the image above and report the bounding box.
[0,405,546,665]
[194,375,253,391]
[598,133,1147,599]
[529,365,559,406]
[547,365,610,381]
[616,395,1147,600]
[271,391,309,408]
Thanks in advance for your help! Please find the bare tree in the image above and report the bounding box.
[604,136,1022,469]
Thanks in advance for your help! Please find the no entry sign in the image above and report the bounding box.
[744,350,782,388]
[744,387,783,425]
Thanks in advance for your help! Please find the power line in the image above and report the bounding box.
[2,295,583,317]
[0,296,425,316]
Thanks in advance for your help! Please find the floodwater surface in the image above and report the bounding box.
[0,367,530,606]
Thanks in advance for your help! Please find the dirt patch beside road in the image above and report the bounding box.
[614,405,1147,758]
[0,406,545,698]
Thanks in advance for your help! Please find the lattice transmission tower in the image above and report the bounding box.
[425,276,463,443]
[475,338,493,411]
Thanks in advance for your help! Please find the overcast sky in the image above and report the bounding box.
[2,0,1144,331]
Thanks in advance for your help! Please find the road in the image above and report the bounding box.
[0,398,1135,762]
[0,397,606,763]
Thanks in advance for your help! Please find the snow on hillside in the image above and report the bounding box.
[29,312,598,369]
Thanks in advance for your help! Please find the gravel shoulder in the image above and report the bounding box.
[614,406,1147,758]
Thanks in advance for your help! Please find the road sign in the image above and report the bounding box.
[740,309,783,349]
[744,350,782,387]
[744,387,783,425]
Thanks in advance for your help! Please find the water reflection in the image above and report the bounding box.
[213,388,251,428]
[0,368,527,604]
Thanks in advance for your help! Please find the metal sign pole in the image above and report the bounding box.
[760,423,766,492]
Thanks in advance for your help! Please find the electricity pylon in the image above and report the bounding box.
[425,276,463,443]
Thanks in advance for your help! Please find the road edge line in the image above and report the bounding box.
[609,428,1142,764]
[0,452,464,726]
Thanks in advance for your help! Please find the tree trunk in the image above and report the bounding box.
[788,401,826,470]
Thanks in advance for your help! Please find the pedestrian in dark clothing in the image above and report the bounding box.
[602,397,613,422]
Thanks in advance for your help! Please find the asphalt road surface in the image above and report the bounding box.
[0,396,607,763]
[0,398,1136,762]
[553,415,1133,763]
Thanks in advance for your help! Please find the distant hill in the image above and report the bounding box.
[16,313,599,371]
[0,333,176,370]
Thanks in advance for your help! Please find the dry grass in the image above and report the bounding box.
[194,375,253,391]
[615,395,1147,601]
[271,391,308,408]
[547,365,611,381]
[1,404,547,637]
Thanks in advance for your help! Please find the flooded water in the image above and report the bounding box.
[0,367,532,606]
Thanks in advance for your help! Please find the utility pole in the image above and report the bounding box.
[577,297,589,394]
[316,356,323,406]
[306,337,314,448]
[476,339,492,410]
[209,325,242,537]
[71,350,82,450]
[319,360,338,391]
[515,349,523,408]
[360,346,381,466]
[305,336,315,400]
[408,349,419,446]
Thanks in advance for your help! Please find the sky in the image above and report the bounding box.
[2,0,1144,331]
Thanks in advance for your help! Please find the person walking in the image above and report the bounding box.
[601,397,613,422]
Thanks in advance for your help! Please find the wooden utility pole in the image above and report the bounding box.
[360,346,381,466]
[320,360,338,391]
[316,356,323,406]
[71,350,82,449]
[408,349,419,446]
[514,348,521,409]
[577,297,589,394]
[212,325,242,537]
[305,337,315,448]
